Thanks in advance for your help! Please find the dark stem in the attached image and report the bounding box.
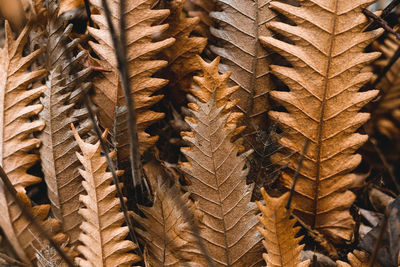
[100,0,148,196]
[80,87,143,258]
[379,0,400,20]
[367,209,389,267]
[83,0,93,27]
[0,166,76,267]
[365,0,400,30]
[286,139,310,210]
[362,9,400,41]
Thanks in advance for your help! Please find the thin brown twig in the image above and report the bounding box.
[79,87,144,259]
[367,209,389,267]
[365,0,400,30]
[293,214,339,260]
[363,9,400,41]
[100,0,148,197]
[286,139,310,210]
[0,252,29,267]
[0,166,76,267]
[378,0,400,20]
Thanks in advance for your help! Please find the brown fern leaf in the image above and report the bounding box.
[336,250,381,267]
[184,0,215,38]
[158,0,207,107]
[180,56,263,267]
[210,0,277,142]
[368,35,400,140]
[132,177,203,266]
[72,125,141,267]
[188,56,245,135]
[38,0,92,245]
[259,0,383,242]
[256,188,310,267]
[0,22,66,264]
[88,0,174,162]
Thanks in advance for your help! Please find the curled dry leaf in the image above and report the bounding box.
[256,189,311,267]
[132,176,203,266]
[38,0,92,245]
[158,0,207,107]
[336,250,380,267]
[88,0,174,162]
[0,22,66,264]
[260,0,383,242]
[72,125,141,267]
[180,56,263,266]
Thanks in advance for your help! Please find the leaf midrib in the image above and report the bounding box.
[312,0,339,229]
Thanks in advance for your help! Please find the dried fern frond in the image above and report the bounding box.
[72,125,141,267]
[184,0,215,38]
[336,250,381,267]
[0,22,66,264]
[256,189,310,267]
[368,34,400,140]
[38,0,92,245]
[180,56,263,266]
[132,176,203,266]
[158,0,207,107]
[88,0,175,162]
[210,0,276,142]
[260,0,383,242]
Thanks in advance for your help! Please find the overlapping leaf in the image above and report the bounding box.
[38,0,92,244]
[210,0,276,141]
[368,34,400,140]
[180,56,263,266]
[158,0,207,107]
[260,0,383,242]
[256,189,310,267]
[72,126,141,267]
[133,176,203,266]
[184,0,215,38]
[0,22,66,264]
[88,0,174,162]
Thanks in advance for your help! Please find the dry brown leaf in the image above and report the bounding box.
[132,176,203,266]
[210,0,276,142]
[260,0,383,242]
[88,0,174,162]
[0,22,67,264]
[72,125,141,267]
[38,0,92,245]
[368,34,400,140]
[0,0,26,34]
[158,0,207,107]
[184,0,215,38]
[187,56,245,136]
[180,56,263,266]
[256,189,310,267]
[59,0,84,16]
[336,250,381,267]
